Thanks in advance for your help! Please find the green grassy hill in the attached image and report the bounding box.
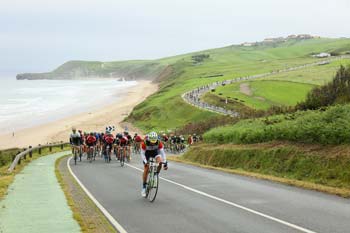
[16,60,166,80]
[16,36,350,132]
[127,37,350,131]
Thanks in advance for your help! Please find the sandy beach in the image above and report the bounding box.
[0,80,157,149]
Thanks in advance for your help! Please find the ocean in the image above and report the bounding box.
[0,75,137,134]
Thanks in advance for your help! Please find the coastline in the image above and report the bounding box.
[0,80,157,149]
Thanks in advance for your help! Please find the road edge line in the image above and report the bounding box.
[67,157,128,233]
[126,163,317,233]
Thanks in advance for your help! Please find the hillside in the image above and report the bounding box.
[127,37,350,131]
[16,60,166,81]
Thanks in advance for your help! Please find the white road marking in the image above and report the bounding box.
[126,163,317,233]
[67,157,128,233]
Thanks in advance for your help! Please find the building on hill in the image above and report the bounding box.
[313,53,331,58]
[287,34,297,39]
[241,42,254,47]
[297,34,314,39]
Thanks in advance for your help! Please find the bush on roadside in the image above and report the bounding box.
[204,104,350,145]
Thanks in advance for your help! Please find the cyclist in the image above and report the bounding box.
[118,133,129,161]
[133,133,142,153]
[140,132,168,197]
[180,135,185,151]
[86,132,97,160]
[124,131,132,158]
[193,133,198,143]
[70,127,82,160]
[103,131,115,162]
[187,134,193,146]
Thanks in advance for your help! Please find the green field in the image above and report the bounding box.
[128,38,350,131]
[260,59,350,85]
[207,80,314,110]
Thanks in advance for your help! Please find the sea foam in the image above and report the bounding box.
[0,76,137,133]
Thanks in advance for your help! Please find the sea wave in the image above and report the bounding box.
[0,76,137,133]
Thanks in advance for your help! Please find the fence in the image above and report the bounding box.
[7,142,69,173]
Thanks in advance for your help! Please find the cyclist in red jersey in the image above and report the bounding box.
[86,133,97,146]
[134,134,142,142]
[103,131,115,161]
[86,132,97,160]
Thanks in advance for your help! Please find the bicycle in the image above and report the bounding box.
[87,145,94,163]
[72,145,80,165]
[119,146,125,167]
[105,145,112,163]
[145,157,162,202]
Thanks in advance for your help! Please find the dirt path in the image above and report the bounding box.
[240,83,252,96]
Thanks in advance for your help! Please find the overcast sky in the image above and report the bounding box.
[1,0,350,73]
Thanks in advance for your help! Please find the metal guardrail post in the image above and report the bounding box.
[49,144,52,152]
[17,151,21,165]
[29,146,32,158]
[38,145,41,155]
[23,148,26,160]
[60,141,64,150]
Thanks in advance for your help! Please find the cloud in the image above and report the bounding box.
[1,0,350,72]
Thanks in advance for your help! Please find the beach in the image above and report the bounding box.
[0,80,157,149]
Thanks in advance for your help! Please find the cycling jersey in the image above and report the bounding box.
[162,136,169,142]
[126,135,132,145]
[86,135,97,146]
[188,136,193,145]
[134,135,142,142]
[120,136,128,146]
[141,140,166,164]
[70,132,82,146]
[104,134,115,144]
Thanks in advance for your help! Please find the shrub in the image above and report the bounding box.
[204,104,350,145]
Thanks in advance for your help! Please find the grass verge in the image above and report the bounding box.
[168,142,350,198]
[55,156,117,233]
[0,145,70,200]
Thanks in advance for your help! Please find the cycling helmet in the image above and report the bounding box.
[148,132,158,143]
[116,133,123,139]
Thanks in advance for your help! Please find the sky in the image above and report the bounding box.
[1,0,350,73]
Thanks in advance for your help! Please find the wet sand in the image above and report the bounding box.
[0,80,157,149]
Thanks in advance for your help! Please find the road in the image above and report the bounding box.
[69,155,350,233]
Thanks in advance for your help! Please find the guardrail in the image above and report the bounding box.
[8,142,69,173]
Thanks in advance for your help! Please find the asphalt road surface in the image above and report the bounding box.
[69,155,350,233]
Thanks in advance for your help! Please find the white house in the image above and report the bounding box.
[313,53,331,58]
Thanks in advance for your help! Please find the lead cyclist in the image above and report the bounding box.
[140,132,168,197]
[70,127,82,158]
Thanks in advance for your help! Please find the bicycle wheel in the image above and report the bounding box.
[120,150,124,167]
[146,171,159,202]
[74,150,77,165]
[87,150,91,163]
